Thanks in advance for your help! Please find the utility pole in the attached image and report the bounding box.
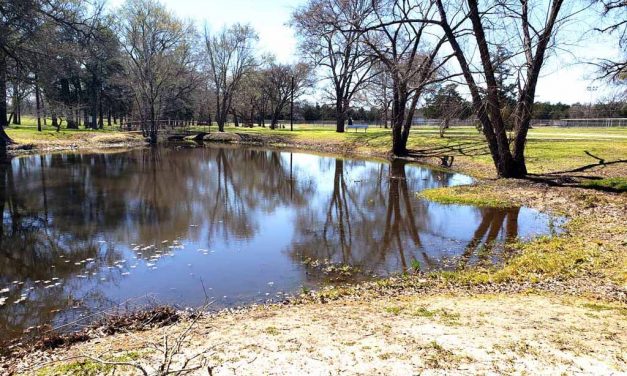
[290,76,294,131]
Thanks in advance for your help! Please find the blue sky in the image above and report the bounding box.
[108,0,622,105]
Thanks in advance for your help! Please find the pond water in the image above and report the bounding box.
[0,145,561,343]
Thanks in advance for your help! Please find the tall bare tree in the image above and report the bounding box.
[117,0,197,143]
[354,0,451,155]
[292,0,377,133]
[434,0,573,177]
[204,23,258,132]
[262,61,312,129]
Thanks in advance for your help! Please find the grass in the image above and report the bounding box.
[35,352,141,376]
[384,306,404,315]
[7,118,627,179]
[423,341,470,369]
[437,236,600,284]
[418,185,516,207]
[264,326,280,336]
[213,124,627,178]
[5,117,142,150]
[582,177,627,192]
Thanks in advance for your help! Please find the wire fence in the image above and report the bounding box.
[119,117,627,133]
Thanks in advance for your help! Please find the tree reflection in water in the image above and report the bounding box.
[289,158,525,276]
[0,156,122,342]
[458,207,520,267]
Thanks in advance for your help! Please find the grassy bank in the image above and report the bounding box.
[6,118,627,180]
[5,118,145,154]
[205,124,627,179]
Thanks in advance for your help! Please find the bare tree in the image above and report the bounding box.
[594,1,626,82]
[434,0,576,177]
[0,0,92,153]
[204,23,258,132]
[117,0,197,143]
[364,63,393,129]
[261,61,312,129]
[292,0,377,133]
[354,0,451,156]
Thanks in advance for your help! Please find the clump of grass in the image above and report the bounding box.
[423,341,470,369]
[582,178,627,193]
[582,302,627,315]
[413,306,437,318]
[410,259,422,272]
[412,306,460,325]
[418,186,516,208]
[438,236,602,284]
[264,326,280,336]
[385,306,404,315]
[36,352,141,376]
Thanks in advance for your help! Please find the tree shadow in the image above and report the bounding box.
[525,151,626,192]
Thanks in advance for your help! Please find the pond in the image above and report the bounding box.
[0,145,561,343]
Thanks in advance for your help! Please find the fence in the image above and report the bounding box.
[559,118,627,127]
[120,117,627,132]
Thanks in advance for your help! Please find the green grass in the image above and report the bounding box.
[7,118,627,179]
[264,326,280,336]
[582,178,627,192]
[5,116,141,148]
[384,306,404,315]
[35,352,142,376]
[214,124,627,178]
[418,186,516,208]
[437,235,605,285]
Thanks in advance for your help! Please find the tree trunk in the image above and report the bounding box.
[98,89,104,129]
[12,80,19,125]
[390,89,409,156]
[0,54,7,129]
[42,98,47,125]
[233,110,239,127]
[149,103,157,144]
[52,112,60,132]
[0,54,12,155]
[335,98,346,133]
[35,75,42,131]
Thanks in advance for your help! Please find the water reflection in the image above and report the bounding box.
[0,146,559,343]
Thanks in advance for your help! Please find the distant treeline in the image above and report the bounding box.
[532,101,627,120]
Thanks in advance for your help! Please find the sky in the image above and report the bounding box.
[107,0,622,105]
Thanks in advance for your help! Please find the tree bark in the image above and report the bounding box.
[335,97,346,133]
[35,75,42,131]
[0,54,12,155]
[0,54,7,129]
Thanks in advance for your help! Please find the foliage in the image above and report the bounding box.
[423,84,472,120]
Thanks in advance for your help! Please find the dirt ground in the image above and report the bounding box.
[10,293,626,375]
